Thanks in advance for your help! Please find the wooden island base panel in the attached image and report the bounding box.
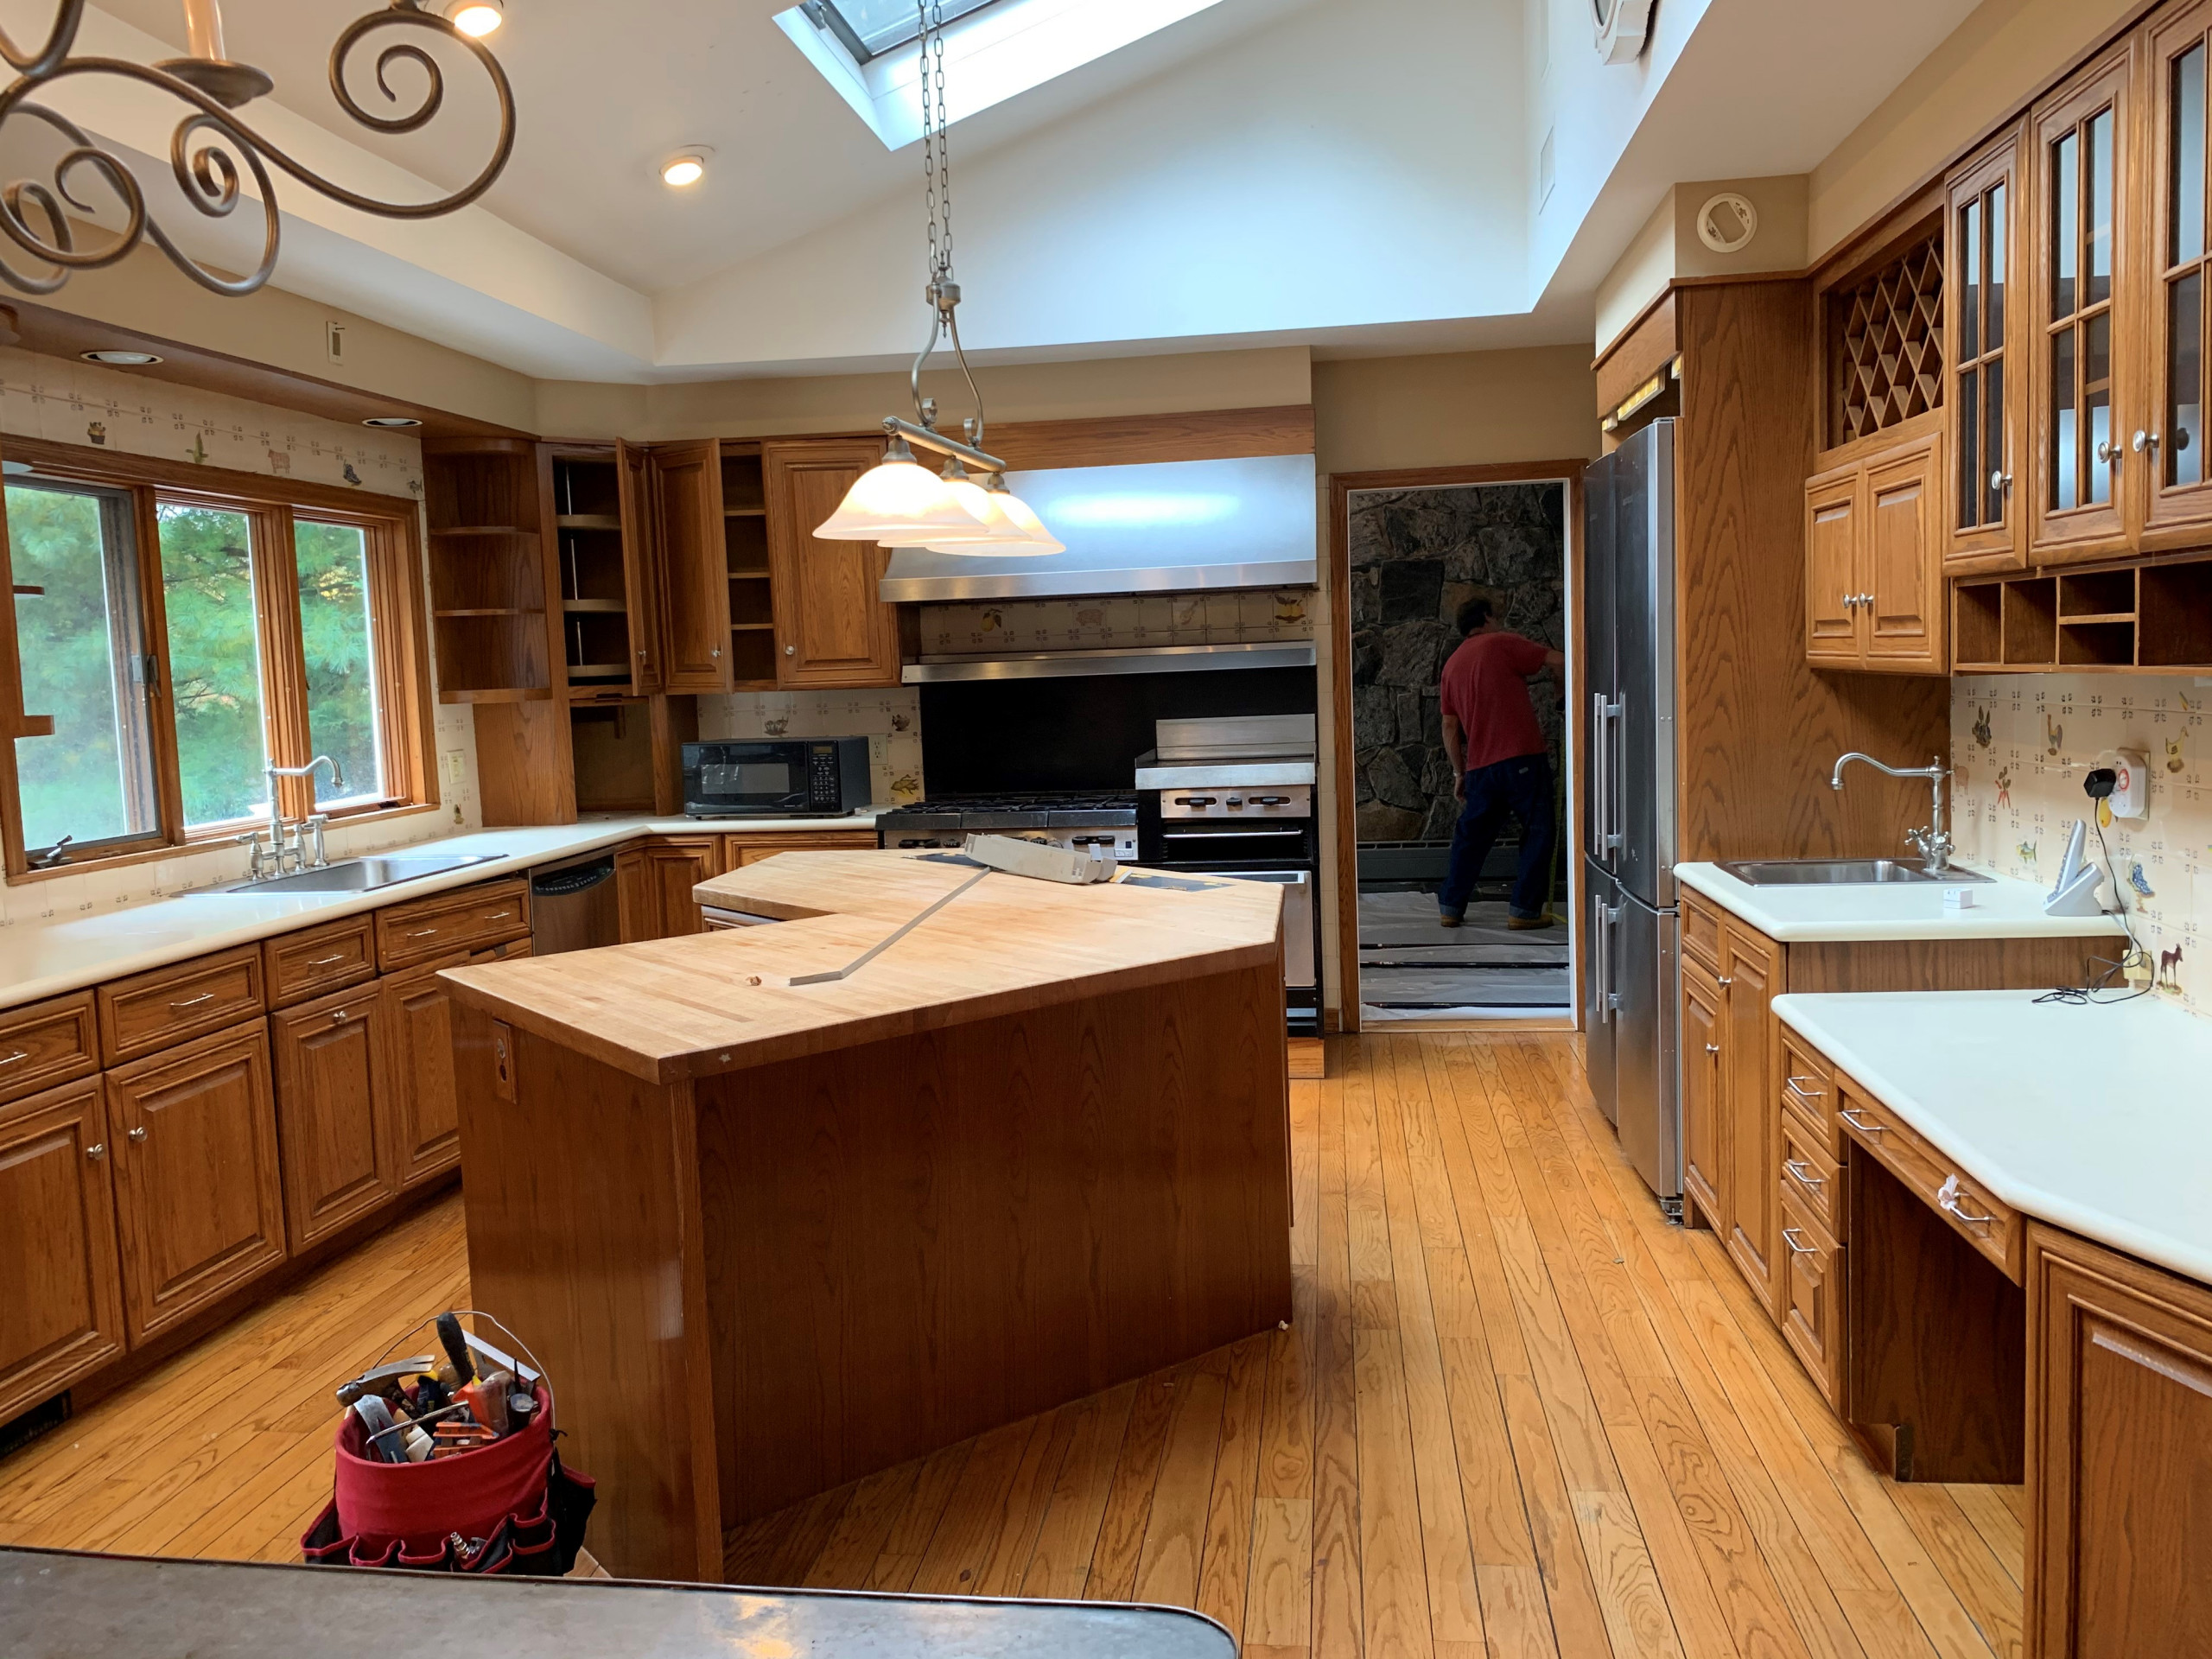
[440,850,1294,1583]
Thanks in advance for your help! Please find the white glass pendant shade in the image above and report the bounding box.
[813,455,991,541]
[916,477,1065,556]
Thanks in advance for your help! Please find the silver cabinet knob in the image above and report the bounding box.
[1989,470,2012,492]
[785,645,796,656]
[710,646,721,659]
[1717,976,1734,988]
[2133,429,2158,454]
[127,1126,147,1143]
[86,1141,105,1160]
[1705,1043,1720,1055]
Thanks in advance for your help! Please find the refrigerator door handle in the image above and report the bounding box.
[1590,693,1607,861]
[1600,696,1625,855]
[1598,901,1623,1021]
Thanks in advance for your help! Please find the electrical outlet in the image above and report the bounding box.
[442,748,466,788]
[325,321,346,364]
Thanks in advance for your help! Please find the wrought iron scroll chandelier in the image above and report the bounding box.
[814,0,1059,555]
[0,0,515,298]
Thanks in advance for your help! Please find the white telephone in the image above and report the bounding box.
[2044,819,2106,917]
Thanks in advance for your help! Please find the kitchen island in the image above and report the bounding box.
[439,850,1292,1583]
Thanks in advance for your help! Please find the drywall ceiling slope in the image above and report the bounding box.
[1532,0,1984,327]
[92,0,1325,294]
[653,0,1528,374]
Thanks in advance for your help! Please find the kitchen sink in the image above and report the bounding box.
[1718,857,1993,887]
[203,852,506,895]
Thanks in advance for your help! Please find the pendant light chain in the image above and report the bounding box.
[920,0,951,288]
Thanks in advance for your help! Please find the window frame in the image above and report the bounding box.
[0,435,438,880]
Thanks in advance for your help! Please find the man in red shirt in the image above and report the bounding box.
[1435,596,1564,930]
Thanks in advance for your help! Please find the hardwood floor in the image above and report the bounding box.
[0,1033,2024,1659]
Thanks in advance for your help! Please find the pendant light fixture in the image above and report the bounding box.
[813,0,1060,555]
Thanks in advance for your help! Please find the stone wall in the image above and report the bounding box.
[1347,480,1567,842]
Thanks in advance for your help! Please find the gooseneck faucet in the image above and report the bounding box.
[241,756,343,880]
[1831,752,1953,873]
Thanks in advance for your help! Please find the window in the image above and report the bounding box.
[803,0,999,61]
[1,439,435,876]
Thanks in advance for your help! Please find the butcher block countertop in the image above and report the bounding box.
[438,849,1284,1085]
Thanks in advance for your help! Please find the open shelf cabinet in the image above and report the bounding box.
[1954,555,2212,672]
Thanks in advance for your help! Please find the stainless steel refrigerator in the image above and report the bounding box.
[1581,420,1681,1211]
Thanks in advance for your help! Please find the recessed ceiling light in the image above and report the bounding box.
[362,415,423,428]
[444,0,504,36]
[661,149,712,188]
[81,349,163,365]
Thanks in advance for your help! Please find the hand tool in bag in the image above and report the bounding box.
[334,1357,434,1408]
[435,1313,475,1388]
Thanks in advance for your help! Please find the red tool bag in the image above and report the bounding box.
[301,1315,594,1575]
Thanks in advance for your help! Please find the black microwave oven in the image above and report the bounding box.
[682,738,871,817]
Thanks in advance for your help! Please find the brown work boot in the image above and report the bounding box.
[1438,911,1463,928]
[1507,913,1555,931]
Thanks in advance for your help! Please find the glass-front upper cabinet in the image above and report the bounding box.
[2145,6,2212,548]
[2031,47,2134,563]
[1947,124,2029,570]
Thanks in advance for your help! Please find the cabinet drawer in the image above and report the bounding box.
[1838,1082,2022,1281]
[1779,1185,1845,1408]
[99,946,265,1068]
[1778,1033,1841,1158]
[724,830,878,868]
[375,879,530,971]
[1681,889,1724,973]
[1780,1109,1844,1242]
[0,989,99,1106]
[264,916,376,1009]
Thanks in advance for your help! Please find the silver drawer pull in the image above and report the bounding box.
[1937,1174,1995,1230]
[1785,1076,1826,1103]
[406,927,440,938]
[1782,1227,1815,1256]
[86,1141,105,1160]
[308,953,347,967]
[484,911,514,921]
[0,1049,27,1065]
[127,1127,147,1143]
[168,992,216,1009]
[1705,1042,1720,1055]
[331,1009,350,1023]
[1840,1107,1886,1136]
[1785,1158,1826,1189]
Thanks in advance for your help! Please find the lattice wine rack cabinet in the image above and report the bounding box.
[1827,229,1945,447]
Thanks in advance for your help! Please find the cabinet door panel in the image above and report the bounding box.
[1779,1186,1844,1408]
[106,1022,285,1344]
[1864,438,1945,669]
[386,961,464,1189]
[650,440,731,691]
[1720,928,1779,1319]
[2031,51,2137,563]
[271,984,397,1250]
[2145,8,2212,548]
[1948,125,2031,569]
[1805,468,1863,665]
[644,836,721,938]
[616,438,665,694]
[765,441,903,688]
[1680,955,1725,1230]
[0,1077,124,1422]
[2030,1227,2212,1658]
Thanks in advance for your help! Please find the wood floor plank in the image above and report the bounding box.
[1247,1495,1314,1650]
[1132,1352,1231,1610]
[1019,1382,1137,1599]
[1940,1487,2024,1592]
[1312,1067,1364,1659]
[1196,1336,1270,1643]
[804,1461,922,1587]
[1084,1364,1190,1601]
[1353,1315,1435,1659]
[1572,1486,1688,1659]
[911,1415,1052,1596]
[1497,1370,1620,1659]
[868,1439,973,1592]
[1888,1486,2023,1659]
[728,1484,853,1587]
[974,1407,1078,1598]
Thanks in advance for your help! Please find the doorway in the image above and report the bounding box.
[1338,473,1575,1026]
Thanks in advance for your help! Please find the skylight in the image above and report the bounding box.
[775,0,1230,150]
[803,0,1001,63]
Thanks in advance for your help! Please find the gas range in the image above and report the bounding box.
[874,793,1140,858]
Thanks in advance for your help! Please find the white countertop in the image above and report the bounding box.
[1675,860,2127,943]
[0,813,882,1012]
[1774,990,2212,1284]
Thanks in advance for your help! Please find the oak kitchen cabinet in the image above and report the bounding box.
[763,440,906,688]
[2028,1223,2212,1657]
[270,982,398,1253]
[618,836,723,942]
[1947,122,2031,571]
[647,439,732,693]
[0,1076,125,1426]
[104,1020,287,1346]
[1678,889,1782,1315]
[1805,430,1947,671]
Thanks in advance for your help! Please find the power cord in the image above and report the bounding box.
[2034,806,2155,1007]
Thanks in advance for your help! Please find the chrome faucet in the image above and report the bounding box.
[1831,752,1953,873]
[242,757,343,879]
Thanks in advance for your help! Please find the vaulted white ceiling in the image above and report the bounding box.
[5,0,1984,384]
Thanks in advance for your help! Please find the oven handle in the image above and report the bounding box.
[1159,826,1310,839]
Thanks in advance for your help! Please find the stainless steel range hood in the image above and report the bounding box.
[878,452,1317,602]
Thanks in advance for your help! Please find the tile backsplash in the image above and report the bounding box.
[1953,673,2209,1014]
[698,688,925,805]
[917,589,1314,655]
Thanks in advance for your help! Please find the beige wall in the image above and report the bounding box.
[1594,177,1810,356]
[53,244,538,435]
[1311,346,1599,475]
[1808,0,2142,260]
[535,346,1315,442]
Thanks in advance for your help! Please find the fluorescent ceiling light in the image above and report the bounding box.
[1049,492,1237,529]
[776,0,1230,149]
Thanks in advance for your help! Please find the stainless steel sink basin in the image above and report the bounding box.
[203,852,505,894]
[1718,857,1993,887]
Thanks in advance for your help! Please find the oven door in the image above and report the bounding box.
[1152,820,1316,868]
